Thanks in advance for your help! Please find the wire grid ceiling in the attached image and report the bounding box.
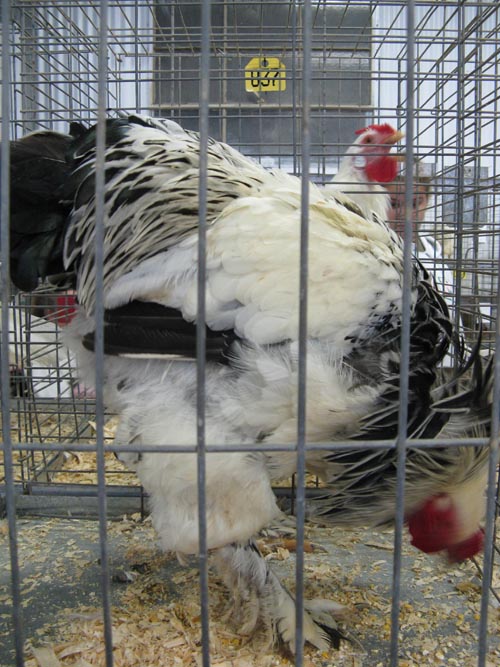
[1,1,499,667]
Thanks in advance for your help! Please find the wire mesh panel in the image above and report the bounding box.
[153,1,372,176]
[2,291,140,495]
[0,1,499,667]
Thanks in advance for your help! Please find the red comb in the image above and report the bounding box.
[447,529,484,562]
[355,123,397,136]
[407,494,455,554]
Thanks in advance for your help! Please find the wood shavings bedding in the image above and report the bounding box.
[2,414,499,664]
[0,412,137,487]
[0,408,98,483]
[50,450,136,486]
[50,419,136,486]
[0,411,70,483]
[1,517,498,667]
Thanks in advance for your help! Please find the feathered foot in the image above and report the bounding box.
[212,540,346,653]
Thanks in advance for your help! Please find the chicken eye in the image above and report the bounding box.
[363,136,373,144]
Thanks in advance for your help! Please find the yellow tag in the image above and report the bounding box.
[245,57,286,92]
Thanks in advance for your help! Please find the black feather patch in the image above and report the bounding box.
[309,278,490,524]
[345,262,457,443]
[8,131,75,290]
[81,300,238,364]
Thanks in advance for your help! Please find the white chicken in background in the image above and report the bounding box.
[6,115,490,652]
[325,122,404,222]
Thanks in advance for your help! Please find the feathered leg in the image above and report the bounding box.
[212,540,346,652]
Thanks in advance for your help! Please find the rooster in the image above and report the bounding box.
[325,122,404,222]
[7,115,490,651]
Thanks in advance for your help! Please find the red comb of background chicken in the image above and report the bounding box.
[355,123,397,136]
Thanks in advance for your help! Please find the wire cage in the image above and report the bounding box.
[1,1,499,666]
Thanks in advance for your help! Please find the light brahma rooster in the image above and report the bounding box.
[7,115,490,651]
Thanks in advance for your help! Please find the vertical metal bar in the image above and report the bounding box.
[477,16,500,647]
[94,2,114,665]
[1,2,26,665]
[291,1,298,176]
[389,1,415,665]
[466,11,483,319]
[453,2,466,341]
[197,1,211,665]
[17,4,37,133]
[221,0,228,143]
[295,0,312,662]
[477,325,500,665]
[134,1,141,113]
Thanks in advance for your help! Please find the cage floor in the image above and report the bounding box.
[1,514,499,667]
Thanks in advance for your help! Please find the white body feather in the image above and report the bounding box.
[103,172,403,349]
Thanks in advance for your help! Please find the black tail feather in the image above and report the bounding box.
[8,130,74,291]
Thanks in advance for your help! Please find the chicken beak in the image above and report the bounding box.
[383,130,405,145]
[382,131,405,163]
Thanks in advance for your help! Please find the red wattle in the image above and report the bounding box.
[409,526,449,554]
[407,495,455,554]
[365,155,398,184]
[447,529,484,562]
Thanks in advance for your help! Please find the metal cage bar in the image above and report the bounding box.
[1,3,25,665]
[389,4,416,664]
[295,1,312,660]
[196,0,211,664]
